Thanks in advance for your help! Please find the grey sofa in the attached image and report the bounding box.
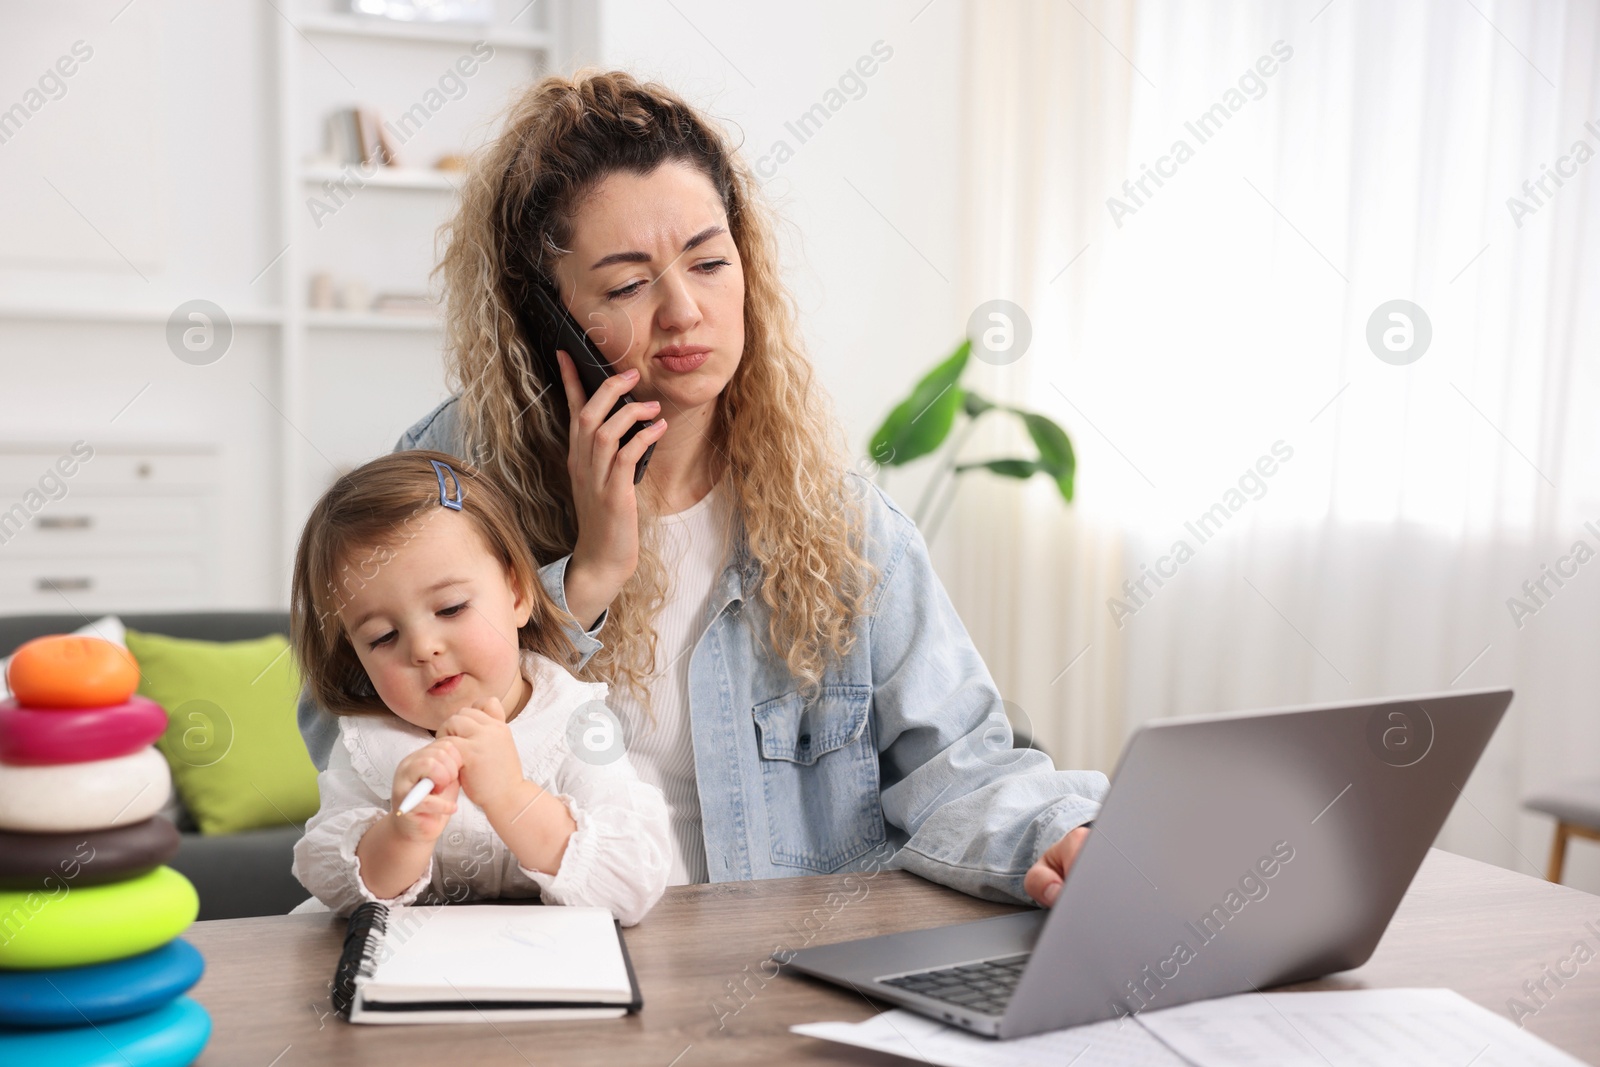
[0,612,309,920]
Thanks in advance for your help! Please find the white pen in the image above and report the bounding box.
[397,777,435,815]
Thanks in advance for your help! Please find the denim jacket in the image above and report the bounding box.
[297,397,1108,904]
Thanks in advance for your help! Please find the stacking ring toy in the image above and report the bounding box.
[0,939,204,1027]
[0,747,170,833]
[5,633,138,709]
[0,994,211,1066]
[0,865,198,969]
[0,816,180,889]
[0,696,168,765]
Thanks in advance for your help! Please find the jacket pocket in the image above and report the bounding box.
[752,684,884,872]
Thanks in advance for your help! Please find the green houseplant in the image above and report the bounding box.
[868,339,1075,543]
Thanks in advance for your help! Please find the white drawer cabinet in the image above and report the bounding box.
[0,443,219,614]
[0,450,215,492]
[0,496,206,556]
[0,555,205,611]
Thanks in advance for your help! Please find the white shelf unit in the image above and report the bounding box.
[273,2,567,572]
[293,12,554,50]
[305,310,443,331]
[299,163,463,190]
[0,304,284,327]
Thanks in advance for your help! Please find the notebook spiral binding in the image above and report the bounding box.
[332,901,389,1018]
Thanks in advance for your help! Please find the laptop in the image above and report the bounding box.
[782,687,1512,1039]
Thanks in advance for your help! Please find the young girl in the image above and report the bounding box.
[287,449,669,925]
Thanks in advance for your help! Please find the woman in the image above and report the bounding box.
[297,70,1106,907]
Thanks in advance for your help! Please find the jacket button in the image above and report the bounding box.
[448,831,464,845]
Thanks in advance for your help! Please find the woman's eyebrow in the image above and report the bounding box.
[589,224,726,270]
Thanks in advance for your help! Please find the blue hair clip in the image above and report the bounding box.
[430,459,463,511]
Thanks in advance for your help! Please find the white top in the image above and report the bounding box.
[290,650,670,925]
[608,478,734,885]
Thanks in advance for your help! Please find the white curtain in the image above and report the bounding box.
[936,0,1600,890]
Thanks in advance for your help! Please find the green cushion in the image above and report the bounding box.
[123,629,319,836]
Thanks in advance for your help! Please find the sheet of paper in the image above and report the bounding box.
[370,904,628,998]
[792,1010,1186,1067]
[1136,988,1588,1067]
[792,989,1589,1067]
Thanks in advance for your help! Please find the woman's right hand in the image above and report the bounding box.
[555,348,667,628]
[389,739,463,844]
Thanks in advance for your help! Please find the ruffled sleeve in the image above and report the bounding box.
[511,749,670,927]
[290,734,433,916]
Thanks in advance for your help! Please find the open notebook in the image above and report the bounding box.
[331,901,642,1024]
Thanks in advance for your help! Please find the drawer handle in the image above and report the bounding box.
[36,516,93,531]
[36,577,93,593]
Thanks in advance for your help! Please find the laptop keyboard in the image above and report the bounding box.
[879,953,1030,1017]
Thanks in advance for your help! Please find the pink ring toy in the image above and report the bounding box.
[0,697,168,766]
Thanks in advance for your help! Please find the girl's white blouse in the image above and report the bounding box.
[290,650,670,926]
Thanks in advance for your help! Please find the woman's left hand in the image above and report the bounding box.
[435,698,524,812]
[1024,826,1091,907]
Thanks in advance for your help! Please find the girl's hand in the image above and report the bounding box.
[555,348,667,628]
[435,697,525,814]
[390,740,463,843]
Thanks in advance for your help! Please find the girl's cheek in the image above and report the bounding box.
[371,662,398,698]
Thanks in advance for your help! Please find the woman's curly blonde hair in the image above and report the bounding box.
[432,68,875,707]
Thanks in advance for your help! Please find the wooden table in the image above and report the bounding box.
[184,849,1599,1065]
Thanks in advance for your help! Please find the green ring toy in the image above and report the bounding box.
[0,865,199,970]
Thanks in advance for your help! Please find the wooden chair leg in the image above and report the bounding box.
[1548,821,1571,884]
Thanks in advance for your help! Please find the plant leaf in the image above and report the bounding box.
[1020,412,1075,501]
[868,340,972,466]
[963,390,996,418]
[958,458,1041,479]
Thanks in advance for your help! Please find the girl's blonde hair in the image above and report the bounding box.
[433,69,874,704]
[289,449,576,716]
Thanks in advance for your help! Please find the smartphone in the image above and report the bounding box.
[529,282,656,484]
